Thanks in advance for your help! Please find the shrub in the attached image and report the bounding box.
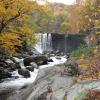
[75,90,88,100]
[71,46,94,58]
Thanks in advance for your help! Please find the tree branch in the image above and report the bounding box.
[0,10,21,34]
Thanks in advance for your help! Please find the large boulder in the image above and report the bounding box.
[26,66,34,72]
[49,53,55,57]
[0,67,12,80]
[18,68,30,78]
[5,59,14,64]
[30,62,39,69]
[15,63,21,69]
[6,63,21,72]
[56,56,61,60]
[7,64,74,100]
[0,59,21,80]
[5,59,21,71]
[0,61,8,68]
[24,55,48,66]
[10,57,20,63]
[64,59,79,76]
[5,58,21,71]
[48,58,54,62]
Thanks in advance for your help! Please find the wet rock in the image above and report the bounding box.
[40,60,48,65]
[7,63,17,71]
[5,59,20,69]
[11,57,20,63]
[26,66,34,72]
[49,54,55,57]
[55,50,61,55]
[12,76,19,79]
[5,62,21,72]
[0,67,12,80]
[7,65,74,100]
[64,60,79,76]
[0,88,15,100]
[0,61,8,68]
[18,68,30,78]
[56,56,61,60]
[15,63,21,69]
[24,55,48,66]
[66,54,70,59]
[48,58,54,62]
[30,62,39,69]
[37,92,47,100]
[66,80,100,100]
[60,52,65,56]
[5,59,14,64]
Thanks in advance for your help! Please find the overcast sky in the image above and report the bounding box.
[34,0,76,5]
[50,0,76,5]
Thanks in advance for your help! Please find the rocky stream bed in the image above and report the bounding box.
[0,55,100,100]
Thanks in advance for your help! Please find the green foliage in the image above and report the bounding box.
[71,46,94,58]
[76,90,88,100]
[79,40,87,47]
[27,0,99,34]
[31,3,70,33]
[64,96,67,100]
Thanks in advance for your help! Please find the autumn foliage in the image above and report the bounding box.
[84,90,100,100]
[0,0,47,55]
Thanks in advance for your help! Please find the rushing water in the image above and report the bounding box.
[0,56,67,89]
[35,33,52,53]
[0,33,85,90]
[35,33,85,53]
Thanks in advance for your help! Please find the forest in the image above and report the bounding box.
[0,0,100,100]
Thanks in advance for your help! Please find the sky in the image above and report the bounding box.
[50,0,76,5]
[35,0,76,5]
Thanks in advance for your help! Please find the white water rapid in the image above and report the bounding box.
[35,33,52,53]
[0,56,67,89]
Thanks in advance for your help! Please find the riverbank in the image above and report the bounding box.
[7,58,100,100]
[0,56,67,100]
[7,64,74,100]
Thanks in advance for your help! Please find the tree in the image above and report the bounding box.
[65,5,85,34]
[78,0,100,48]
[0,0,47,55]
[0,32,22,55]
[80,0,100,34]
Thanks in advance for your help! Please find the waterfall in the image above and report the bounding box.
[47,33,52,51]
[35,33,85,53]
[34,33,43,53]
[35,33,52,53]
